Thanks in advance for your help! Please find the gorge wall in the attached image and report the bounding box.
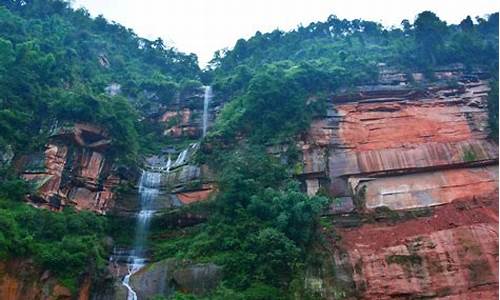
[19,123,121,214]
[298,67,499,299]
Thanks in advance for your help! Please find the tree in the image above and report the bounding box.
[401,19,412,34]
[414,11,447,65]
[459,16,474,32]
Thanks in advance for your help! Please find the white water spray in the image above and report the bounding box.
[121,162,166,299]
[202,86,212,137]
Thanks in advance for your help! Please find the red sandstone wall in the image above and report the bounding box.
[0,260,90,300]
[21,124,118,214]
[332,196,498,299]
[300,76,499,299]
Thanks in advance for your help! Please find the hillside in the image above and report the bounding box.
[0,1,498,299]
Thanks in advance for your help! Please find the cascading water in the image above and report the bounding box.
[202,86,212,137]
[121,164,165,300]
[117,85,214,299]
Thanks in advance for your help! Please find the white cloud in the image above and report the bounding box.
[72,0,499,67]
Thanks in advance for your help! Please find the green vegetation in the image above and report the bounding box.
[0,197,109,292]
[463,147,477,162]
[151,9,498,299]
[0,0,202,291]
[385,254,423,270]
[488,79,499,140]
[0,1,498,298]
[152,146,330,296]
[0,0,202,160]
[206,11,498,145]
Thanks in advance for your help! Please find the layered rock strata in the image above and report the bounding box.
[298,68,499,298]
[300,77,497,212]
[21,123,119,214]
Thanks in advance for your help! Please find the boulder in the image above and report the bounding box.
[130,259,222,299]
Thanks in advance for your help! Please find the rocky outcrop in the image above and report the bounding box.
[0,259,90,300]
[161,108,200,138]
[160,88,205,139]
[329,195,498,299]
[128,259,222,299]
[359,165,497,210]
[298,67,499,299]
[21,123,119,214]
[159,86,221,140]
[111,146,215,215]
[299,74,497,212]
[164,149,216,206]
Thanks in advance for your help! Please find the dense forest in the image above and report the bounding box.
[0,0,202,160]
[0,0,498,299]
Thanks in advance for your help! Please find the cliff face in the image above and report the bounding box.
[159,87,219,140]
[0,260,90,300]
[20,123,120,214]
[332,196,498,300]
[298,68,499,298]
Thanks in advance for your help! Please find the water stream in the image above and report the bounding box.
[121,164,165,300]
[202,86,212,137]
[119,85,212,299]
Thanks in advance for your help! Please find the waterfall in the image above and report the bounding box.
[121,164,165,300]
[202,86,212,137]
[174,148,188,166]
[116,88,212,299]
[166,154,171,172]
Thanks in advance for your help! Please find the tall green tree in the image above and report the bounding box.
[414,11,447,65]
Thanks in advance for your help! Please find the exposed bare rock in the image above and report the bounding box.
[330,196,499,299]
[359,165,498,210]
[21,123,119,214]
[340,224,498,299]
[129,259,222,299]
[0,259,89,300]
[161,108,201,138]
[175,184,216,205]
[300,79,498,206]
[297,70,499,299]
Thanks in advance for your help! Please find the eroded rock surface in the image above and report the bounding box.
[298,68,499,299]
[21,123,119,214]
[331,196,498,299]
[0,259,90,300]
[300,75,497,211]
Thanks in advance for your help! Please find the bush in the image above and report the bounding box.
[0,198,109,290]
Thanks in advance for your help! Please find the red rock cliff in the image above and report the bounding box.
[298,70,499,299]
[21,123,119,214]
[0,259,90,300]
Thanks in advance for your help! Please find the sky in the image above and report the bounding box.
[72,0,499,67]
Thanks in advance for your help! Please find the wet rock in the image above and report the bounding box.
[130,259,222,299]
